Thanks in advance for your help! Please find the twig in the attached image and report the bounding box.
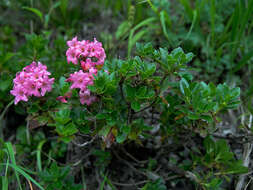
[134,74,168,114]
[212,133,253,144]
[112,149,147,177]
[236,143,253,190]
[72,136,96,147]
[26,119,31,145]
[27,179,33,190]
[236,114,253,190]
[111,175,180,187]
[244,176,253,190]
[127,105,132,125]
[119,77,127,102]
[95,168,102,188]
[112,180,148,187]
[167,163,201,185]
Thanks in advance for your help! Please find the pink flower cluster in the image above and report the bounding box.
[60,37,106,105]
[10,61,54,105]
[66,37,106,71]
[66,68,97,105]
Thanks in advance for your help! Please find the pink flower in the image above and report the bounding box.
[66,70,96,105]
[57,96,68,103]
[81,60,92,71]
[10,85,28,105]
[66,47,78,65]
[89,67,97,75]
[40,78,54,96]
[79,89,96,105]
[11,61,54,104]
[67,36,79,48]
[66,70,93,90]
[56,92,72,103]
[25,80,41,97]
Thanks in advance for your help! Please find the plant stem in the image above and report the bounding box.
[30,0,34,34]
[146,0,159,15]
[0,100,14,139]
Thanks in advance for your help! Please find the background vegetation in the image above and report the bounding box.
[0,0,253,189]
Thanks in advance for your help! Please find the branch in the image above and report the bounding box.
[236,114,253,190]
[72,136,96,147]
[134,74,168,114]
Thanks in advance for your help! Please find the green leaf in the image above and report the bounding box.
[64,122,78,136]
[205,178,223,189]
[136,86,147,98]
[78,125,90,134]
[200,115,213,123]
[131,101,141,112]
[96,113,107,119]
[159,47,168,63]
[204,136,215,155]
[56,122,78,136]
[136,42,154,56]
[116,132,127,143]
[230,87,240,99]
[145,63,156,77]
[188,113,200,120]
[124,85,136,100]
[116,21,131,40]
[185,52,194,63]
[226,160,248,174]
[0,79,11,91]
[122,125,131,134]
[179,78,190,96]
[22,7,44,22]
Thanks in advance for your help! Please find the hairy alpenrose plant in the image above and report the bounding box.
[10,39,247,189]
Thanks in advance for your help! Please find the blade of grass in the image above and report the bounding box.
[22,7,44,22]
[179,0,193,20]
[5,142,22,190]
[230,1,241,43]
[36,140,46,172]
[81,167,87,190]
[2,152,9,190]
[128,17,156,57]
[160,10,173,45]
[44,1,61,28]
[0,163,45,190]
[210,0,216,47]
[128,29,148,57]
[231,50,253,73]
[100,172,117,190]
[60,0,68,18]
[232,0,253,59]
[99,175,106,190]
[1,176,8,190]
[146,0,159,15]
[185,10,197,40]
